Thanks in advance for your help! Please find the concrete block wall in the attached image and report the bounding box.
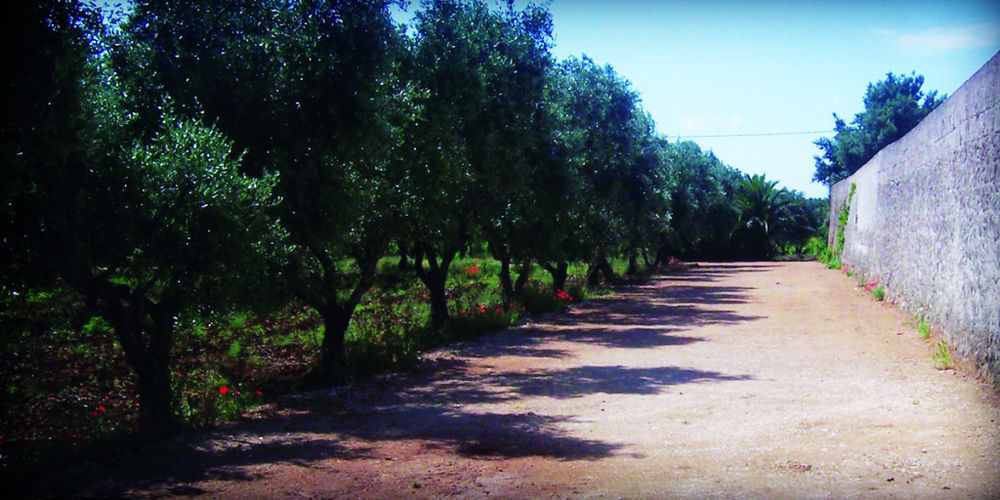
[828,50,1000,378]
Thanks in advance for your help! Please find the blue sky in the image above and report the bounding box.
[543,0,1000,198]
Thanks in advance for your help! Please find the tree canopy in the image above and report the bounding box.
[814,72,944,186]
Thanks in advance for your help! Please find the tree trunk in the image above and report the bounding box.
[398,242,409,271]
[414,242,456,330]
[428,274,448,329]
[542,261,568,292]
[654,244,673,267]
[498,253,514,300]
[302,235,388,382]
[103,290,178,434]
[488,240,515,300]
[587,256,613,287]
[626,247,639,276]
[513,260,532,296]
[136,315,175,434]
[315,304,353,379]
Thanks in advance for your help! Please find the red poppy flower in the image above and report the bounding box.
[219,386,229,395]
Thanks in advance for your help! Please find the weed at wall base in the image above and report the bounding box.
[932,340,954,370]
[825,182,856,268]
[917,316,930,339]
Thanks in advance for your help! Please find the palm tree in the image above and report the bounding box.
[734,174,793,258]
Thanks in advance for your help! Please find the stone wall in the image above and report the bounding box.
[828,51,1000,378]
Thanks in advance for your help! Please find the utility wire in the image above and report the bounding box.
[675,130,835,139]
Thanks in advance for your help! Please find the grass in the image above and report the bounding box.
[917,316,930,339]
[932,340,954,370]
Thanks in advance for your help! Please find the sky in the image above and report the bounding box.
[542,0,1000,198]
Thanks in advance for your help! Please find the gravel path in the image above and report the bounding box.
[46,262,1000,498]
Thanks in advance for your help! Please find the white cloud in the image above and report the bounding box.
[876,23,1000,55]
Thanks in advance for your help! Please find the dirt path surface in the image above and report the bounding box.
[44,262,1000,498]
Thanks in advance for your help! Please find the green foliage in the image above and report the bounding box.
[727,174,825,260]
[518,281,579,315]
[872,284,885,301]
[814,73,944,186]
[732,174,791,258]
[114,0,408,377]
[801,237,828,258]
[826,182,856,268]
[545,56,669,270]
[81,316,112,338]
[444,306,521,342]
[932,340,954,370]
[661,142,737,258]
[917,316,931,339]
[2,1,100,288]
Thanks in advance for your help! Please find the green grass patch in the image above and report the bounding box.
[932,340,954,370]
[917,316,930,339]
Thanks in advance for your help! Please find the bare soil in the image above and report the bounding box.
[38,262,1000,498]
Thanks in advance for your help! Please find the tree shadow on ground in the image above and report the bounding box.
[657,262,781,283]
[454,266,764,360]
[489,365,751,399]
[48,359,754,495]
[49,431,373,497]
[44,263,760,496]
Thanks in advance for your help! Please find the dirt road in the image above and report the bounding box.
[48,262,1000,498]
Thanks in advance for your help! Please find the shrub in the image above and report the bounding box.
[175,370,264,427]
[801,236,827,258]
[519,281,576,315]
[445,304,520,341]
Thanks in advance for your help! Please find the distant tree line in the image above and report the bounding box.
[3,0,825,431]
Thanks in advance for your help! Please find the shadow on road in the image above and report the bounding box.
[49,263,761,496]
[659,262,780,283]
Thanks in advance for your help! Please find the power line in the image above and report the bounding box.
[675,130,835,139]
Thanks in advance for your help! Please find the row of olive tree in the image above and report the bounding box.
[3,0,816,432]
[3,1,282,431]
